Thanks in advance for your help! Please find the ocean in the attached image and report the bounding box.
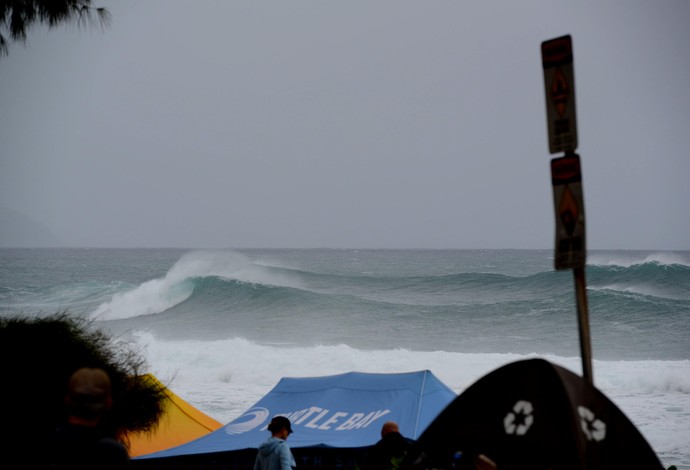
[1,248,688,468]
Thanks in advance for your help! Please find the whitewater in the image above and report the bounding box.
[1,248,688,468]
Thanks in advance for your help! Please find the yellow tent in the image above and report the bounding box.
[127,374,223,458]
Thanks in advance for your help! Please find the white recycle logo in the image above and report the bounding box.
[503,400,534,436]
[577,406,606,442]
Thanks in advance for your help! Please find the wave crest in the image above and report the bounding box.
[588,251,690,268]
[90,250,304,320]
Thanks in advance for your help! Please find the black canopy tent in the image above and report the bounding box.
[405,358,664,470]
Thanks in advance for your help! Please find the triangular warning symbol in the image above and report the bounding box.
[559,185,579,236]
[550,67,569,117]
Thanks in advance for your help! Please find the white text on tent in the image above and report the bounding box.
[282,407,391,431]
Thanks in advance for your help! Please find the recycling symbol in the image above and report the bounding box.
[504,400,534,436]
[578,406,606,442]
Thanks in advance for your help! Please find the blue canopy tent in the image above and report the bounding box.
[132,370,456,469]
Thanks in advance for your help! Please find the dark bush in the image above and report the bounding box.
[0,312,166,455]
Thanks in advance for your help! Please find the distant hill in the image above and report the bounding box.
[0,208,62,247]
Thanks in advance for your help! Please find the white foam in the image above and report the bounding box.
[90,277,194,320]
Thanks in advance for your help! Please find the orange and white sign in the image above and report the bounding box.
[542,35,578,154]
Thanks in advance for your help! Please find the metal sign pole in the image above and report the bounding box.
[542,35,593,384]
[573,266,593,384]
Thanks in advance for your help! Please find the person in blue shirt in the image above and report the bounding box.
[254,416,297,470]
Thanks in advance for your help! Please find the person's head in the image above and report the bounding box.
[267,416,293,440]
[381,421,400,437]
[65,367,113,422]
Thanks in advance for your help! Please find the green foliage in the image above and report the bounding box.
[0,312,166,452]
[0,0,110,56]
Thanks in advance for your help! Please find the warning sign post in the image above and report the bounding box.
[542,35,592,384]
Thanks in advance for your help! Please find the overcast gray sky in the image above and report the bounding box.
[1,1,688,250]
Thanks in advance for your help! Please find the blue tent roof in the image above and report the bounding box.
[138,370,456,459]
